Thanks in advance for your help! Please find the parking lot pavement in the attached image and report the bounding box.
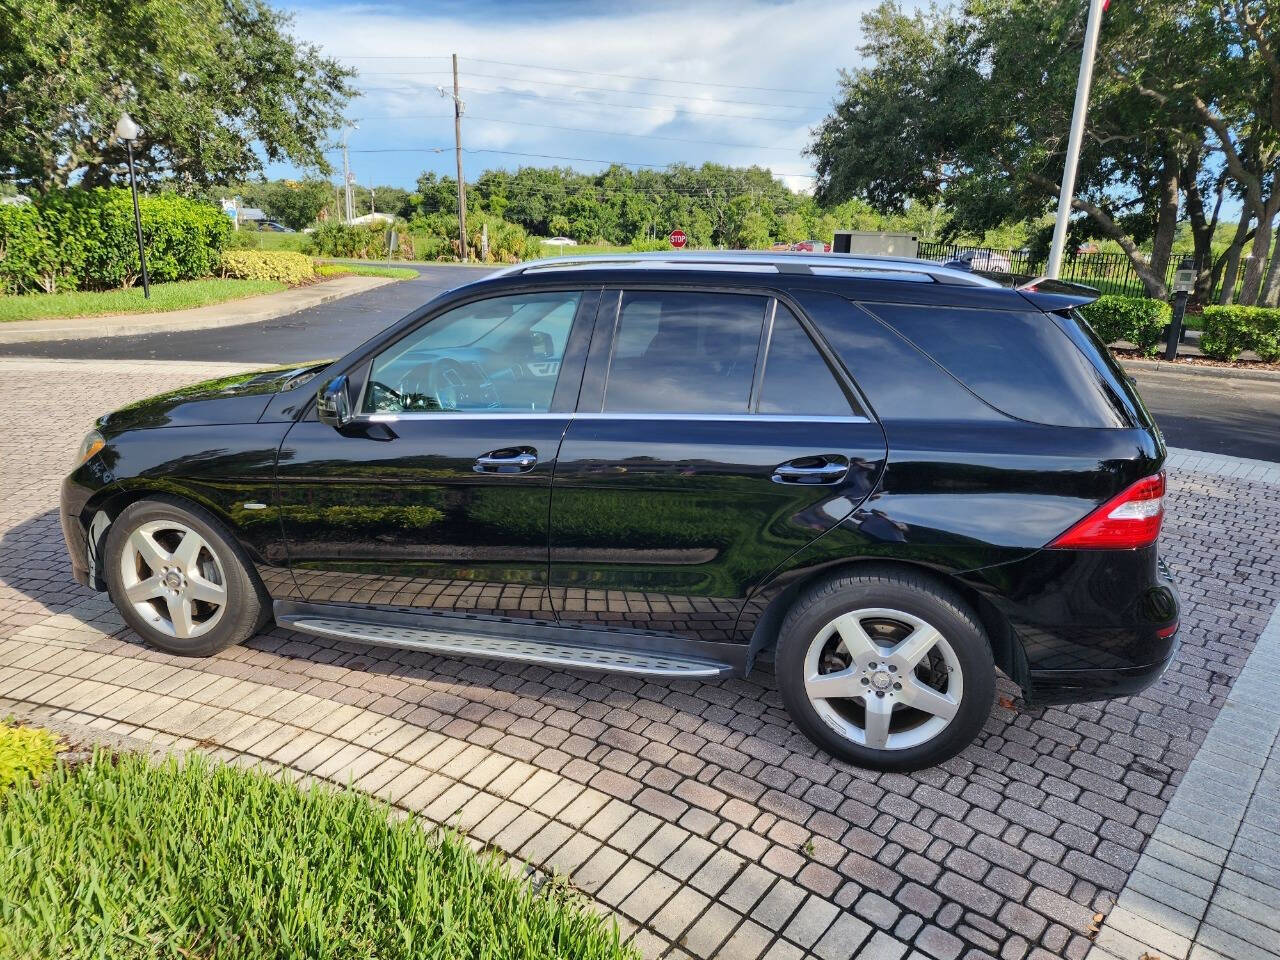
[3,357,1279,960]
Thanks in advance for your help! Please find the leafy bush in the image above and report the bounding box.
[0,751,636,959]
[0,720,60,795]
[226,230,260,250]
[0,189,231,294]
[1200,306,1280,362]
[218,250,315,285]
[410,210,530,262]
[307,220,410,259]
[1080,295,1172,357]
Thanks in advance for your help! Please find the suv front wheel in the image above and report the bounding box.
[776,568,995,771]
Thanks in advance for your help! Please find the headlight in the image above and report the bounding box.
[73,430,106,468]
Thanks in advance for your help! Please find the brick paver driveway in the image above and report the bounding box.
[3,357,1278,960]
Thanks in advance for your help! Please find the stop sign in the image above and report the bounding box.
[669,229,687,248]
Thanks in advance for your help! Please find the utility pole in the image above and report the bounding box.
[451,55,468,262]
[341,129,354,223]
[1045,0,1106,279]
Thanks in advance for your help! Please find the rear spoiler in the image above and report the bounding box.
[1014,275,1101,312]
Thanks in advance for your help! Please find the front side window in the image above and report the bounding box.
[603,291,767,413]
[363,291,580,414]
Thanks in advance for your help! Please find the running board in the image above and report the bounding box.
[274,601,743,679]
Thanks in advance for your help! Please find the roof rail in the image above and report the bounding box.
[487,251,1002,287]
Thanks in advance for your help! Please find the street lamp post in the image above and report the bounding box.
[115,112,151,298]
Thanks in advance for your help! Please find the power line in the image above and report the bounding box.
[358,86,813,125]
[336,53,831,97]
[356,69,813,111]
[350,111,805,153]
[331,144,817,178]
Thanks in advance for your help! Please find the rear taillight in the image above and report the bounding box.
[1049,472,1165,549]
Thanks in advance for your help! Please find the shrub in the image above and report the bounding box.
[1201,305,1280,362]
[1080,295,1172,357]
[218,249,315,285]
[0,188,231,294]
[306,221,405,259]
[226,229,260,250]
[0,720,60,796]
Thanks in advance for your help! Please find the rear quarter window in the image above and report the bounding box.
[864,303,1128,428]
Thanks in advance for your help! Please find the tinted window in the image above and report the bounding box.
[867,303,1127,428]
[604,291,766,413]
[758,306,855,416]
[364,291,579,414]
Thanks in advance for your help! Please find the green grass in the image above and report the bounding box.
[0,278,286,322]
[0,750,636,960]
[252,231,311,252]
[0,720,60,796]
[315,263,419,280]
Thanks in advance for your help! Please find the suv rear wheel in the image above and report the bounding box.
[104,498,269,657]
[776,568,995,771]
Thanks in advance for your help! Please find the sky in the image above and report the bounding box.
[266,0,885,193]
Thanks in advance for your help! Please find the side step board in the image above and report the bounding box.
[274,601,743,680]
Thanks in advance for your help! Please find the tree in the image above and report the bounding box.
[0,0,355,194]
[808,0,1213,299]
[264,179,331,230]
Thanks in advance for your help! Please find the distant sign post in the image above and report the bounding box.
[1165,257,1195,361]
[669,229,687,249]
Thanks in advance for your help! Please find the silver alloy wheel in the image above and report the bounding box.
[803,607,963,751]
[118,520,227,639]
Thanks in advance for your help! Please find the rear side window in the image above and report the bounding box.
[865,303,1128,428]
[758,306,856,416]
[604,291,766,413]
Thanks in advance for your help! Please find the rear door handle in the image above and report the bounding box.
[474,448,538,474]
[772,456,850,485]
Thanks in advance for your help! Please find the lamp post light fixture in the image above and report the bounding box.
[114,111,151,298]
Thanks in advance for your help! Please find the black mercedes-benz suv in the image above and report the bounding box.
[60,253,1180,771]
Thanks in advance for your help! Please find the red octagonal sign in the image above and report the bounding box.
[669,229,687,248]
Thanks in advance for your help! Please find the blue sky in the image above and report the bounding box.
[266,0,884,192]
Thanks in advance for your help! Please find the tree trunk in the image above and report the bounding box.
[1218,215,1253,305]
[1262,220,1280,306]
[1147,158,1180,293]
[1183,157,1223,304]
[1238,197,1278,306]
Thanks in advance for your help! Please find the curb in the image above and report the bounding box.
[1121,356,1280,383]
[0,275,394,345]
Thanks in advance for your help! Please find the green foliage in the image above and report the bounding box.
[218,250,315,285]
[1200,306,1280,362]
[1080,296,1172,357]
[0,189,230,294]
[408,210,531,263]
[0,721,60,795]
[306,221,409,260]
[0,750,637,959]
[0,279,284,322]
[0,0,355,194]
[314,263,418,280]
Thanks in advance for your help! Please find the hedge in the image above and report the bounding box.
[0,189,231,295]
[219,250,316,285]
[1200,306,1280,362]
[306,221,412,260]
[1079,295,1172,357]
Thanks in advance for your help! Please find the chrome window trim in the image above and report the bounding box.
[359,411,871,424]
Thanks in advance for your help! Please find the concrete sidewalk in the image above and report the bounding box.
[0,274,393,344]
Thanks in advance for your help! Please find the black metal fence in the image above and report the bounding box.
[916,241,1265,302]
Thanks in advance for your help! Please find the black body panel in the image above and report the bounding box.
[58,259,1179,711]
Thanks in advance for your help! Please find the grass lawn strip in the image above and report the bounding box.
[0,278,285,323]
[315,263,419,280]
[0,747,636,960]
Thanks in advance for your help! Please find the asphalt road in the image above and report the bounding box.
[3,264,1277,461]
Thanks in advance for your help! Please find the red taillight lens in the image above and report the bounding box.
[1049,472,1165,550]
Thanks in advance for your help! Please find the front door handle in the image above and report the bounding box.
[474,447,538,474]
[772,456,850,485]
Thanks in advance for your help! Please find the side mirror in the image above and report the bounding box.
[530,330,554,359]
[316,374,353,428]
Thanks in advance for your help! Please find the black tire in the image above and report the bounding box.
[104,497,270,657]
[775,566,995,772]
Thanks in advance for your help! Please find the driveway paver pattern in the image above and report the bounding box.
[2,357,1277,960]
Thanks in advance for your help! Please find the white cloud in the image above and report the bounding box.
[277,0,886,189]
